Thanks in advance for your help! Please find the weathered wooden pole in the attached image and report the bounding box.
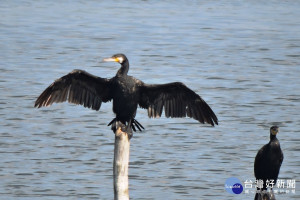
[255,190,275,200]
[113,122,131,200]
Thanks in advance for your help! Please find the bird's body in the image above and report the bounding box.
[254,126,283,200]
[254,138,283,186]
[111,75,140,124]
[35,54,218,134]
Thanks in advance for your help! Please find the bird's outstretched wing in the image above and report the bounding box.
[138,82,218,126]
[34,69,112,110]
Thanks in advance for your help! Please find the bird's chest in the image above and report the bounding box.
[111,78,139,117]
[112,78,140,105]
[114,79,136,96]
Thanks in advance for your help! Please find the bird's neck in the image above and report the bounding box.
[117,61,129,76]
[270,133,277,141]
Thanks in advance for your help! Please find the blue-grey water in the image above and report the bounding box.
[0,1,299,199]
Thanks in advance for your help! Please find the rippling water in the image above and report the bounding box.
[0,1,299,199]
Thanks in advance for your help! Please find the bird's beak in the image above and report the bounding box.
[103,57,119,62]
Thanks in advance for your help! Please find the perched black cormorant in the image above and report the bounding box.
[35,54,218,135]
[254,126,283,200]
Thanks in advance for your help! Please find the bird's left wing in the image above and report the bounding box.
[138,82,218,126]
[34,69,112,111]
[280,150,284,165]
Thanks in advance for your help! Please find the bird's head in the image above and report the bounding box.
[270,126,279,136]
[103,54,128,64]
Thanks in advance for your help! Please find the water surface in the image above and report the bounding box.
[0,1,299,199]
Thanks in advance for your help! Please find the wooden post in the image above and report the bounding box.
[255,190,275,200]
[113,124,131,200]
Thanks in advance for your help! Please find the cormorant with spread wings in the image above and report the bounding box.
[35,54,218,135]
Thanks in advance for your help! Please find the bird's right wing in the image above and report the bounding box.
[34,69,112,111]
[254,147,265,178]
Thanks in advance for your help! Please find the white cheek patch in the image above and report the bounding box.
[117,57,124,63]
